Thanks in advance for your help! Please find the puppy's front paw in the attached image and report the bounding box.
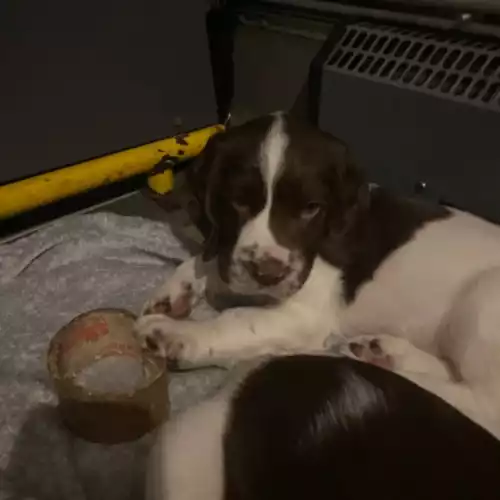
[134,315,204,369]
[142,281,195,319]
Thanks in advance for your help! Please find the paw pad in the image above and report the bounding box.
[143,299,172,316]
[347,337,394,371]
[143,282,194,319]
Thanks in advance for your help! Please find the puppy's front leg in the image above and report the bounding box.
[135,302,331,369]
[142,256,209,318]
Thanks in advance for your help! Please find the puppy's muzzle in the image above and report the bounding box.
[243,256,291,287]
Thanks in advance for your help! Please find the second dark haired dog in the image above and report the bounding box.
[146,355,500,500]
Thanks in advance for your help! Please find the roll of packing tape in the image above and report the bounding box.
[47,308,169,444]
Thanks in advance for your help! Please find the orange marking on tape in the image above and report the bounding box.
[61,316,110,354]
[81,317,109,343]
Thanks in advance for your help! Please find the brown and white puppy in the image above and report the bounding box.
[135,112,500,438]
[146,356,500,500]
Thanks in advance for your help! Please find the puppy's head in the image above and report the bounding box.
[187,113,368,300]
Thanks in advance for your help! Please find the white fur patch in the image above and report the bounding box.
[227,114,306,298]
[146,395,230,500]
[235,113,289,260]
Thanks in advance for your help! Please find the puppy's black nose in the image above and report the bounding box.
[245,257,290,287]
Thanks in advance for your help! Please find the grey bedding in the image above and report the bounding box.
[0,213,227,500]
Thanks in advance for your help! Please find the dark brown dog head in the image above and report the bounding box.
[186,113,369,300]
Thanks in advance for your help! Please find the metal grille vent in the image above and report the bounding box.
[327,23,500,110]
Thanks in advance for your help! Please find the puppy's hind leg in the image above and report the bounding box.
[419,267,500,437]
[441,268,500,387]
[375,269,500,439]
[146,395,231,500]
[336,334,452,380]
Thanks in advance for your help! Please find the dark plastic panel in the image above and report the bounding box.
[319,21,500,221]
[0,0,217,184]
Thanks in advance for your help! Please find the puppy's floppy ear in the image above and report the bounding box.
[320,135,370,264]
[185,131,225,261]
[335,143,369,229]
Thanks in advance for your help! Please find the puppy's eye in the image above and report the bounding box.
[300,202,323,220]
[231,200,251,214]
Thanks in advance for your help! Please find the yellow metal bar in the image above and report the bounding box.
[147,169,175,195]
[0,125,224,219]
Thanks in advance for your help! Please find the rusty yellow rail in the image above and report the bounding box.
[0,125,223,219]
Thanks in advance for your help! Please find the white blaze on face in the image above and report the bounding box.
[234,113,291,263]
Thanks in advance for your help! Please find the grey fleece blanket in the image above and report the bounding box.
[0,213,227,500]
